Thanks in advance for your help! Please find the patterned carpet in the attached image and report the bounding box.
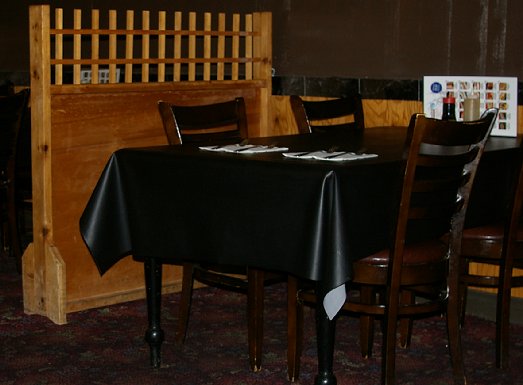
[1,256,522,385]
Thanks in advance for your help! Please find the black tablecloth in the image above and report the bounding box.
[79,128,408,294]
[79,127,521,297]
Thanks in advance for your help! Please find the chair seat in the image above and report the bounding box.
[461,224,523,262]
[352,239,448,286]
[462,224,504,241]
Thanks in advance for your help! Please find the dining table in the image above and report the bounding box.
[79,125,521,385]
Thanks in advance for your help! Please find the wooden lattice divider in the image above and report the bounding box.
[25,4,272,324]
[46,7,266,85]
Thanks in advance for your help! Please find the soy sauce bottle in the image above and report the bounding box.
[441,94,456,121]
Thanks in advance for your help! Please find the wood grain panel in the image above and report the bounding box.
[48,86,263,312]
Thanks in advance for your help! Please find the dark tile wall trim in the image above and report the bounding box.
[272,76,421,100]
[273,75,523,106]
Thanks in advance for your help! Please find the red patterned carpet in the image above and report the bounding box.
[1,256,521,385]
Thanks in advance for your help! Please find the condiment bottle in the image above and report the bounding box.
[441,95,456,121]
[463,94,480,121]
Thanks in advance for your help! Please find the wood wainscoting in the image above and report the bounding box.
[270,96,523,135]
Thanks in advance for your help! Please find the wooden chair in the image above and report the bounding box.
[457,140,523,369]
[289,94,365,134]
[287,109,498,385]
[0,88,30,268]
[157,97,282,372]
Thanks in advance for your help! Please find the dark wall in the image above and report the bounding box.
[1,0,522,84]
[278,0,523,79]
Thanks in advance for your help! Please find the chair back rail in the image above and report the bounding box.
[158,97,247,144]
[290,94,365,134]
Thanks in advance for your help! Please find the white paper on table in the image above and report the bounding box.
[283,151,378,161]
[199,144,288,153]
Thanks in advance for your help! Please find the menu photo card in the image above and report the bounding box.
[423,76,518,137]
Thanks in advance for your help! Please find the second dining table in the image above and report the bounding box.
[79,126,520,384]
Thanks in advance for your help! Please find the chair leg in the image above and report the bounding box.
[399,290,414,349]
[447,279,466,385]
[458,260,470,328]
[496,263,512,369]
[359,285,375,358]
[175,262,195,344]
[382,290,399,385]
[287,275,303,382]
[247,268,264,372]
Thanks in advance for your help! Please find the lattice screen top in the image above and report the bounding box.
[49,8,271,85]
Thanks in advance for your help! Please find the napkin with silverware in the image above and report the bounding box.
[199,144,289,153]
[283,150,378,161]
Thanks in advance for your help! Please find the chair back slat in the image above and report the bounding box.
[157,97,247,145]
[290,94,365,134]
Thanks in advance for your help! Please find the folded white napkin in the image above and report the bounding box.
[283,151,378,161]
[199,144,289,153]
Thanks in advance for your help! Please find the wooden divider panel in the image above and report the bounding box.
[26,5,272,323]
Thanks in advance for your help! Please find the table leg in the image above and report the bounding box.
[247,268,264,372]
[144,257,164,368]
[314,286,337,385]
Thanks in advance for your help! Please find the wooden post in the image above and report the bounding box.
[188,12,196,81]
[91,9,100,84]
[125,10,134,84]
[73,9,82,84]
[24,4,67,325]
[54,8,63,85]
[173,12,182,81]
[232,14,240,81]
[217,13,225,81]
[253,12,272,137]
[245,14,253,80]
[158,11,166,82]
[109,10,118,83]
[141,11,150,82]
[203,12,211,81]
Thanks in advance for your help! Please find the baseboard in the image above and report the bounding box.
[466,289,523,325]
